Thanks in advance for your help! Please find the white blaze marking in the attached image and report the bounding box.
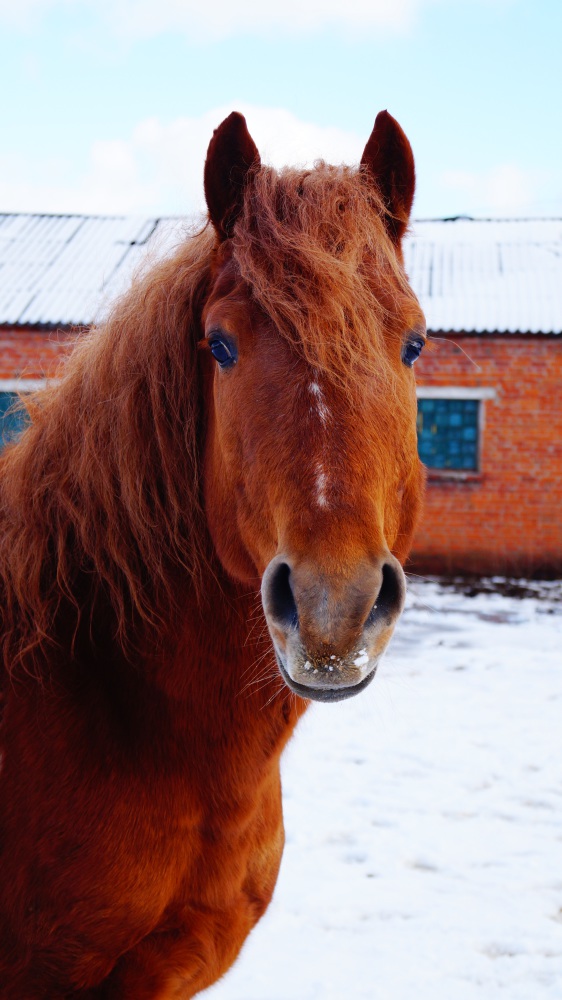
[308,382,330,425]
[315,463,329,508]
[308,380,331,508]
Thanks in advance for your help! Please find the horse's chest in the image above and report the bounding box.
[0,681,289,993]
[189,781,285,913]
[1,729,285,994]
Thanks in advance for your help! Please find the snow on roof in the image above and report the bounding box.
[0,213,189,327]
[405,217,562,335]
[0,213,561,334]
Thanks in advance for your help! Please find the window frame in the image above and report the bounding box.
[415,386,496,480]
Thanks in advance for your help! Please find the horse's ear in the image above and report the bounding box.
[361,110,415,245]
[204,112,261,240]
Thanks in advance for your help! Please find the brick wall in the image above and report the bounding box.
[0,326,75,379]
[409,334,562,577]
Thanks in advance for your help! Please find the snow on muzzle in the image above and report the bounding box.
[261,554,406,702]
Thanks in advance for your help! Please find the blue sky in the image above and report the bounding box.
[1,0,560,220]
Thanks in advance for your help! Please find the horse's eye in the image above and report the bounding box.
[209,336,237,368]
[402,338,424,368]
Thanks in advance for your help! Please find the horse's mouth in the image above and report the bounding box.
[273,649,378,703]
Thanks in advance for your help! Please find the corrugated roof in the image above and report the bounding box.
[0,213,187,327]
[0,213,560,334]
[405,217,562,334]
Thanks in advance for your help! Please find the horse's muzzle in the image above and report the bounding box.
[260,553,406,702]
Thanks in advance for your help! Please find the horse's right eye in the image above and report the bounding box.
[402,338,424,368]
[209,336,238,368]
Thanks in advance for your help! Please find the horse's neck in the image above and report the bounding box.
[135,574,307,788]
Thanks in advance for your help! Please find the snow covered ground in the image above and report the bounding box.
[206,579,562,1000]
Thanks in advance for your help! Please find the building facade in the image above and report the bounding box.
[1,213,561,576]
[404,218,562,576]
[410,334,562,575]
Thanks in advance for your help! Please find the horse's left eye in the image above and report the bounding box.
[209,336,237,368]
[402,338,424,367]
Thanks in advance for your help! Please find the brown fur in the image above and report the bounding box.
[0,112,424,998]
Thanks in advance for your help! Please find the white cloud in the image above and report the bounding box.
[104,0,422,40]
[0,147,158,217]
[3,109,547,222]
[0,0,71,27]
[0,105,365,216]
[440,164,540,217]
[0,0,429,38]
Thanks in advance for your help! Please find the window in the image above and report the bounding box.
[417,398,479,470]
[0,392,28,449]
[0,380,46,452]
[416,387,496,475]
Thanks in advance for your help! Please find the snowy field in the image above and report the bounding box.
[206,578,562,1000]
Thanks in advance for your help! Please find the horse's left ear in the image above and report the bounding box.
[204,112,261,240]
[361,110,415,245]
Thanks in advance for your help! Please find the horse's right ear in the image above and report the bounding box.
[361,110,415,245]
[204,112,261,241]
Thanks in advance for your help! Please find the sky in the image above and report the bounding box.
[1,0,561,222]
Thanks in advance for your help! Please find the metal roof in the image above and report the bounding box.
[0,213,187,327]
[0,213,561,334]
[405,217,562,334]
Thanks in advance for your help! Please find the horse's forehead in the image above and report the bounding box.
[204,222,424,366]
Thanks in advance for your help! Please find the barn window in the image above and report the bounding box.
[0,380,45,452]
[417,398,479,470]
[0,392,28,449]
[416,387,496,474]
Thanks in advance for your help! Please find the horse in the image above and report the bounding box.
[0,110,425,998]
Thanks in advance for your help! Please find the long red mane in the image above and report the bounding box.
[0,229,213,673]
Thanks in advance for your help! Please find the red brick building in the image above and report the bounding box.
[1,213,561,576]
[405,218,562,576]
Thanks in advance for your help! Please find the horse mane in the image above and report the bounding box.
[0,162,418,677]
[0,226,215,675]
[232,162,417,397]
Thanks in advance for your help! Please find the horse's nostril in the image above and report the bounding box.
[366,561,405,627]
[267,562,299,630]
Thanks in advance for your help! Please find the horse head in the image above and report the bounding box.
[201,111,425,702]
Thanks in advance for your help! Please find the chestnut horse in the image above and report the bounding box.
[0,111,425,997]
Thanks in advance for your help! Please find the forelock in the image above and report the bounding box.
[231,162,416,389]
